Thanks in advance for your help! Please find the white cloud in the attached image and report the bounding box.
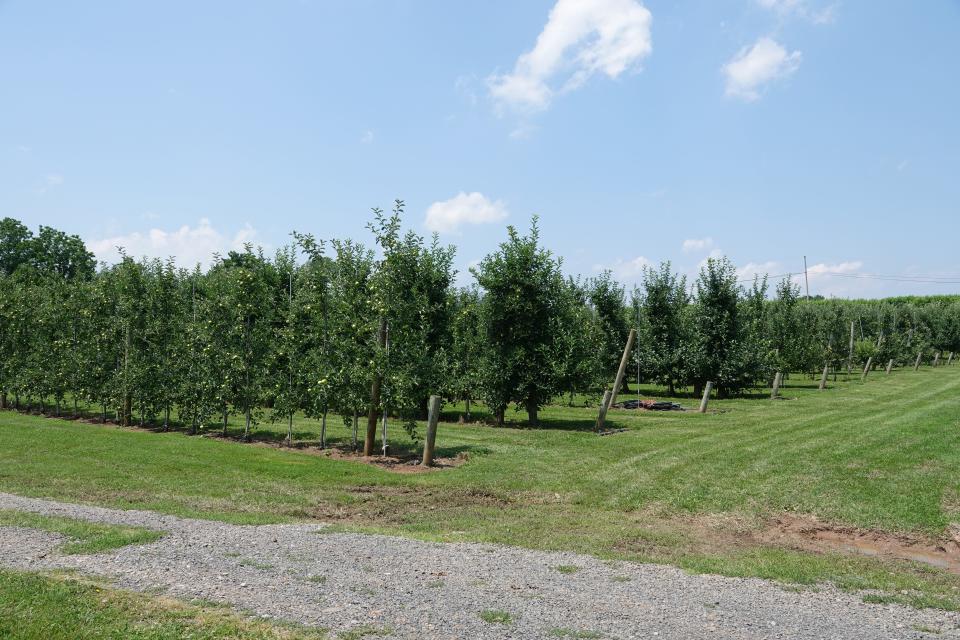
[682,237,714,253]
[722,37,801,101]
[599,255,653,280]
[488,0,653,113]
[87,218,260,268]
[424,192,509,234]
[360,130,374,144]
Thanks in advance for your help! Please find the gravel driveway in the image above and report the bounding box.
[1,492,957,639]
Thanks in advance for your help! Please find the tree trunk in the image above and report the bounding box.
[73,398,79,419]
[320,407,328,449]
[244,405,251,441]
[352,411,358,450]
[164,405,170,431]
[525,395,538,426]
[223,405,229,435]
[364,318,387,456]
[465,396,471,421]
[494,407,505,427]
[286,413,293,447]
[0,392,6,409]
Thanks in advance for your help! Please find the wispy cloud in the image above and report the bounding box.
[34,173,64,195]
[360,130,374,144]
[87,218,260,268]
[488,0,653,114]
[682,237,714,253]
[722,37,801,101]
[424,192,509,234]
[755,0,837,25]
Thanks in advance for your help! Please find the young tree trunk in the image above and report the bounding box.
[465,395,471,420]
[286,413,293,447]
[244,405,251,441]
[102,403,107,423]
[320,407,328,450]
[525,394,538,426]
[164,405,170,431]
[364,318,387,456]
[0,392,6,409]
[352,411,358,450]
[73,398,79,419]
[495,407,505,427]
[223,405,229,436]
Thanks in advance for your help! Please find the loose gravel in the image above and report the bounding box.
[1,492,958,639]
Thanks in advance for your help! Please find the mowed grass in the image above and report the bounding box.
[0,569,327,639]
[0,510,162,554]
[2,367,960,607]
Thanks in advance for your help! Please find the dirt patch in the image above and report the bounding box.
[764,515,960,573]
[309,485,514,524]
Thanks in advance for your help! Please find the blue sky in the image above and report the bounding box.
[2,0,958,297]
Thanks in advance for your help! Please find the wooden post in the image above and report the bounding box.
[885,359,893,374]
[364,318,387,456]
[818,365,829,391]
[861,356,873,381]
[914,351,923,371]
[933,352,941,367]
[847,321,855,377]
[948,352,955,367]
[608,329,637,408]
[698,381,713,413]
[770,372,783,399]
[595,390,612,430]
[421,395,441,467]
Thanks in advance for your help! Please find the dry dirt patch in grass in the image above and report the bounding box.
[309,485,514,523]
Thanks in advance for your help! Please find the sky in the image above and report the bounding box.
[2,0,959,298]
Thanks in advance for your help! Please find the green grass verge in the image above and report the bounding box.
[0,568,327,639]
[0,509,162,554]
[1,367,959,608]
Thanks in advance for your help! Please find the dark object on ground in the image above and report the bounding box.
[613,399,685,411]
[596,428,629,436]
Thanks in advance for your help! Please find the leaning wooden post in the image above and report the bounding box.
[818,364,829,391]
[608,329,637,408]
[933,352,941,367]
[770,372,783,399]
[698,381,713,413]
[595,390,612,430]
[861,356,873,381]
[914,351,923,371]
[421,395,441,467]
[948,352,955,367]
[847,321,855,377]
[885,359,894,374]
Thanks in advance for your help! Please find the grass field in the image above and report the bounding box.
[2,367,960,609]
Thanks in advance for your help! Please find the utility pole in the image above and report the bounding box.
[803,256,810,299]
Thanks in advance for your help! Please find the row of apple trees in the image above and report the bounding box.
[1,209,958,437]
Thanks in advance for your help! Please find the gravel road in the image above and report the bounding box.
[1,492,957,639]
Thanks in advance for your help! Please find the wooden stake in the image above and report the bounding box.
[421,395,441,467]
[818,365,829,391]
[861,356,873,381]
[608,329,637,408]
[770,372,783,399]
[698,381,713,413]
[595,390,612,430]
[885,359,893,374]
[914,351,923,371]
[933,352,941,367]
[948,352,954,367]
[847,321,855,376]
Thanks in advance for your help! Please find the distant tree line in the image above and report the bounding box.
[1,208,958,443]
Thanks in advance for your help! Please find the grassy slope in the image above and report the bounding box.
[0,569,327,639]
[2,367,960,608]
